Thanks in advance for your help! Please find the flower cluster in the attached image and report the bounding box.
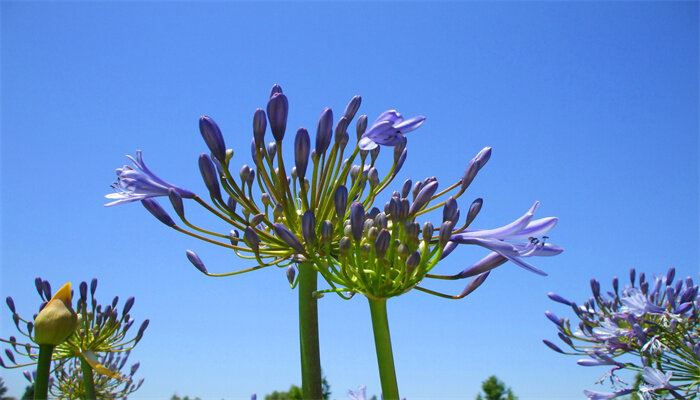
[1,278,147,398]
[543,267,700,399]
[50,351,143,399]
[106,85,562,300]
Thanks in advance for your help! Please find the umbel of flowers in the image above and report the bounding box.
[1,278,147,400]
[106,85,562,399]
[543,267,700,399]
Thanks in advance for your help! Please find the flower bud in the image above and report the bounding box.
[6,297,15,313]
[666,267,675,285]
[295,128,311,180]
[302,211,316,244]
[394,148,407,175]
[338,237,351,256]
[547,292,573,306]
[141,199,176,227]
[198,116,227,163]
[244,227,260,253]
[267,141,277,161]
[270,84,283,97]
[251,213,265,227]
[334,186,348,219]
[399,198,410,220]
[384,198,399,217]
[344,95,361,121]
[612,276,619,295]
[229,230,240,246]
[168,189,185,219]
[374,212,387,229]
[315,108,333,155]
[394,136,407,162]
[422,222,434,242]
[350,202,365,241]
[356,115,368,140]
[253,108,267,147]
[240,165,251,183]
[406,251,421,275]
[286,266,296,285]
[542,340,564,354]
[461,147,492,192]
[335,116,349,145]
[629,268,636,286]
[273,224,306,254]
[465,198,483,227]
[370,146,380,163]
[590,279,601,298]
[442,197,459,223]
[267,93,288,141]
[34,282,78,346]
[439,221,454,246]
[186,250,208,274]
[199,154,222,200]
[374,229,391,259]
[368,168,379,189]
[321,220,333,244]
[401,180,412,198]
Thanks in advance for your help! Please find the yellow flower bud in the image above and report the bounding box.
[34,282,78,346]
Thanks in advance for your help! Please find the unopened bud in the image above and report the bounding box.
[34,282,78,346]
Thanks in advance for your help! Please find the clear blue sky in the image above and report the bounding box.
[1,2,698,399]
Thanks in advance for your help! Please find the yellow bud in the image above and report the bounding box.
[34,282,78,346]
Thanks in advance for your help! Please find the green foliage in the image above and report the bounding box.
[264,374,331,400]
[475,376,518,400]
[20,385,33,400]
[0,378,16,400]
[170,395,202,400]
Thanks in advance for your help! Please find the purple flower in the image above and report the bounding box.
[347,386,366,400]
[358,109,425,150]
[641,367,673,392]
[451,202,562,275]
[106,151,193,206]
[583,389,632,399]
[619,287,664,317]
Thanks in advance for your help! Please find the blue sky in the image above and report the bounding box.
[1,2,698,399]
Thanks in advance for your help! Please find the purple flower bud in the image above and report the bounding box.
[5,297,15,313]
[294,128,311,180]
[439,221,454,246]
[229,230,240,246]
[267,93,289,141]
[199,154,222,200]
[674,302,692,314]
[422,222,434,242]
[286,266,296,285]
[612,277,619,295]
[334,186,348,219]
[558,332,573,346]
[630,268,636,286]
[542,339,564,353]
[338,237,351,255]
[545,311,564,327]
[34,277,44,298]
[267,141,277,161]
[186,250,207,274]
[270,84,283,97]
[406,251,421,274]
[273,224,305,254]
[198,116,227,163]
[344,95,361,121]
[244,227,260,252]
[253,108,267,147]
[302,211,316,244]
[666,267,676,285]
[321,221,333,244]
[590,279,601,298]
[130,362,140,376]
[374,229,391,259]
[350,202,366,241]
[22,370,31,382]
[141,199,176,227]
[443,197,459,223]
[251,213,265,227]
[356,115,368,140]
[240,165,251,183]
[680,286,698,304]
[465,198,483,227]
[394,149,407,175]
[42,280,51,300]
[548,292,574,306]
[123,296,135,316]
[461,147,492,192]
[90,278,98,296]
[458,271,490,298]
[399,198,410,220]
[368,168,379,188]
[136,319,149,340]
[384,197,399,217]
[315,108,333,155]
[168,189,185,218]
[335,116,349,145]
[639,272,646,286]
[5,349,15,364]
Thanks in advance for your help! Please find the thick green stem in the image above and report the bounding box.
[298,263,323,399]
[34,344,54,400]
[80,356,97,399]
[368,298,400,400]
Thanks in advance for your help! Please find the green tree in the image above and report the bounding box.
[475,376,518,400]
[265,374,331,400]
[0,378,16,400]
[170,395,202,400]
[20,385,33,400]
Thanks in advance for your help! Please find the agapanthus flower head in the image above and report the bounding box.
[1,277,148,397]
[543,266,699,399]
[105,150,194,206]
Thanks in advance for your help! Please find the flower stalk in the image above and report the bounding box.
[79,355,97,400]
[368,298,399,400]
[298,263,322,399]
[34,344,54,400]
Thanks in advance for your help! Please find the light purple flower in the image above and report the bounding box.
[105,151,193,206]
[641,367,673,392]
[451,201,563,276]
[619,287,664,317]
[347,385,366,400]
[583,389,632,399]
[358,109,425,150]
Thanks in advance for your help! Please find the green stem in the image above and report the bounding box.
[34,344,54,400]
[298,263,323,399]
[368,298,400,400]
[80,356,97,399]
